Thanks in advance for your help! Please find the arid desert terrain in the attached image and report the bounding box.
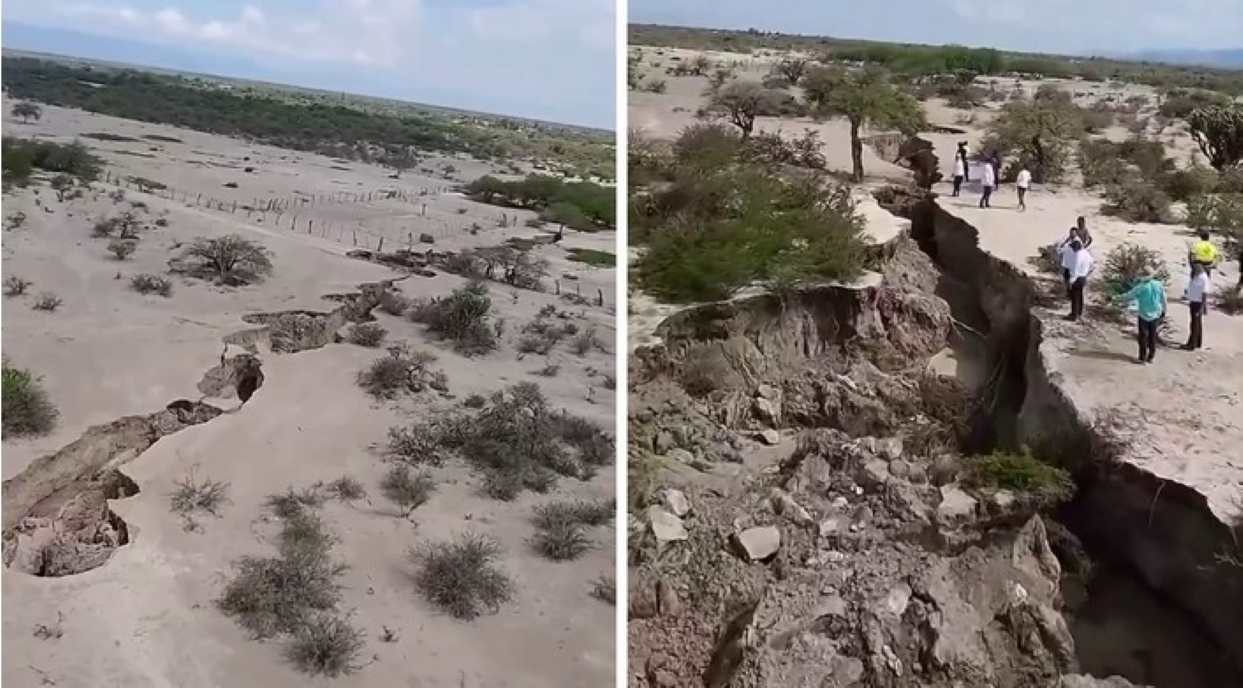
[2,91,617,687]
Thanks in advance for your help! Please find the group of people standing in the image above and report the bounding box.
[1056,218,1219,364]
[949,142,1031,211]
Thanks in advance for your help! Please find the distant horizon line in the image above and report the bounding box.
[0,40,615,135]
[626,21,1243,69]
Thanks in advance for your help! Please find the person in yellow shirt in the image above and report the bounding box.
[1189,229,1219,277]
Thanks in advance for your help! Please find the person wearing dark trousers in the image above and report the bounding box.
[1057,229,1078,294]
[1119,268,1166,364]
[1182,262,1210,350]
[1064,239,1094,321]
[952,153,965,196]
[979,158,996,208]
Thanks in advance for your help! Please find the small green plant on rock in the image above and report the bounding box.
[963,450,1075,506]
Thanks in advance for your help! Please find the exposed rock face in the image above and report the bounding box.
[626,223,1233,686]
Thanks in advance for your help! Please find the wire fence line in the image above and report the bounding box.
[99,170,526,253]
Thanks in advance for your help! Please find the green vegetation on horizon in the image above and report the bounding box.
[2,57,613,179]
[630,23,1243,96]
[465,174,616,230]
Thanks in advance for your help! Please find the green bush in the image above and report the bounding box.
[1103,179,1174,223]
[412,532,515,620]
[1,137,101,186]
[964,451,1075,505]
[407,282,498,356]
[634,165,865,302]
[1100,242,1172,298]
[2,361,58,438]
[1163,165,1219,201]
[565,248,616,267]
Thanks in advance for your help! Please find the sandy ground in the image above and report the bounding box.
[628,47,1242,527]
[2,101,616,687]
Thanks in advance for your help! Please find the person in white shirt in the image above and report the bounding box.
[952,154,966,197]
[978,158,996,209]
[1057,228,1078,293]
[1016,167,1032,211]
[1182,262,1211,350]
[1065,240,1094,321]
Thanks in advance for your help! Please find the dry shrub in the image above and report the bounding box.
[356,344,446,398]
[347,322,387,348]
[169,468,230,530]
[589,575,616,605]
[379,465,436,516]
[1101,243,1172,300]
[1217,285,1243,314]
[4,275,32,296]
[385,382,613,499]
[130,273,173,297]
[323,476,366,501]
[217,511,346,639]
[263,487,327,520]
[412,532,515,620]
[108,238,137,260]
[377,290,409,316]
[571,326,603,356]
[530,519,591,560]
[1102,180,1174,223]
[285,613,365,677]
[31,292,63,312]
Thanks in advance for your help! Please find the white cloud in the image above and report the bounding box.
[8,1,423,67]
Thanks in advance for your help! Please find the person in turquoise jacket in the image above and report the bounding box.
[1118,268,1167,364]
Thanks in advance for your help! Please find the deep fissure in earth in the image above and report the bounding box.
[880,189,1242,686]
[2,281,393,577]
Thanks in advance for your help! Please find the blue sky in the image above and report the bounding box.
[1,0,616,128]
[630,0,1243,55]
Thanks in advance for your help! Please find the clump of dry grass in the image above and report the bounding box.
[412,532,515,620]
[169,468,230,531]
[379,465,437,517]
